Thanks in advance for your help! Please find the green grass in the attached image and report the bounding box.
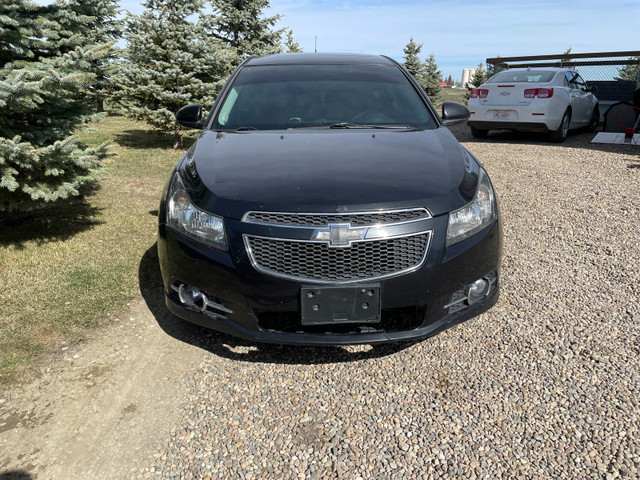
[0,115,189,382]
[441,88,468,105]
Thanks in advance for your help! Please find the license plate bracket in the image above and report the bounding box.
[301,285,381,325]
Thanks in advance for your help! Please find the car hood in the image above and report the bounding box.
[181,127,477,218]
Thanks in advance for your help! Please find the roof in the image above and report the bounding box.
[245,53,396,67]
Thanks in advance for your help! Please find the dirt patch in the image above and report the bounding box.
[0,298,205,479]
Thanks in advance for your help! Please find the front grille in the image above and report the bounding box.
[243,209,430,227]
[245,233,430,283]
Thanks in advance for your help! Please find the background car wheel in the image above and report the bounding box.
[471,127,489,138]
[586,105,600,132]
[550,110,570,142]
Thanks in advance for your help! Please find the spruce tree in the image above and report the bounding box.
[422,53,442,103]
[469,63,487,89]
[464,63,487,104]
[208,0,284,62]
[0,0,113,212]
[403,37,425,83]
[67,0,123,112]
[617,58,640,83]
[118,0,233,149]
[284,29,302,53]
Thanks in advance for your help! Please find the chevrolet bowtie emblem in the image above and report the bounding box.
[311,223,367,247]
[500,91,510,96]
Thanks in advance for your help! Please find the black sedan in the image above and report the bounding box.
[157,53,502,345]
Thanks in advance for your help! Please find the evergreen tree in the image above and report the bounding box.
[464,63,487,104]
[0,0,113,212]
[446,74,453,86]
[470,63,487,88]
[208,0,284,62]
[403,37,425,82]
[422,52,442,103]
[616,58,639,83]
[118,0,233,149]
[284,29,302,53]
[67,0,123,112]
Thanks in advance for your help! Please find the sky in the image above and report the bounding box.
[118,0,639,82]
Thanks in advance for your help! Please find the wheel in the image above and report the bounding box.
[586,105,599,132]
[470,127,489,138]
[550,109,570,142]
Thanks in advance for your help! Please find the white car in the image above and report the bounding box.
[467,67,599,142]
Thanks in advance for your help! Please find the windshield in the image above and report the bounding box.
[487,70,557,83]
[212,64,437,130]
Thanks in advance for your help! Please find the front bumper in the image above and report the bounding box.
[157,216,502,345]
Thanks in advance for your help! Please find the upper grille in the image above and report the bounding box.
[245,233,430,283]
[243,209,430,227]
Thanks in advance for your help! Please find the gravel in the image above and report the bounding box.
[138,127,640,479]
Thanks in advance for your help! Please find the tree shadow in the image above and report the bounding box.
[138,244,418,365]
[114,129,197,150]
[0,199,103,250]
[0,470,34,480]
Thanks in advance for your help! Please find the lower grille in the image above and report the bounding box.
[244,233,430,283]
[255,306,426,334]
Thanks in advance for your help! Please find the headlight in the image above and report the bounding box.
[166,172,227,250]
[446,168,497,246]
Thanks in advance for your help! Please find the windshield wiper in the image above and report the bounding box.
[234,126,257,131]
[328,123,417,130]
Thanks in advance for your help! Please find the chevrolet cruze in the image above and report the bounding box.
[157,53,502,345]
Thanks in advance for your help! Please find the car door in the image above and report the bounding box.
[565,71,590,126]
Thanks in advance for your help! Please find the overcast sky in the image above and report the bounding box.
[118,0,639,81]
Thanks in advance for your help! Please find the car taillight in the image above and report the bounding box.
[470,89,489,99]
[537,88,553,98]
[524,88,554,99]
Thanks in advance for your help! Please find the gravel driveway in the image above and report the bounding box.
[137,127,640,480]
[2,126,639,480]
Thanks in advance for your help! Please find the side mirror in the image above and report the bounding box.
[441,101,470,126]
[176,104,204,129]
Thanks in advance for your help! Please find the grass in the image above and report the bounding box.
[441,87,468,105]
[432,87,468,111]
[0,115,189,383]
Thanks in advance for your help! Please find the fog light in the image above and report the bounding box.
[467,278,491,305]
[178,284,205,310]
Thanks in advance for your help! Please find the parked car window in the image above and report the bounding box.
[565,71,588,91]
[212,64,438,130]
[573,74,589,92]
[487,70,556,83]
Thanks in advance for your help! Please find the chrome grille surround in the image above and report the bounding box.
[242,208,431,227]
[242,209,433,283]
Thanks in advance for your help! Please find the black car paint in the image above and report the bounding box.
[158,53,502,345]
[181,128,474,219]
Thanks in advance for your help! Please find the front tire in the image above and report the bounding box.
[471,127,489,138]
[550,109,570,142]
